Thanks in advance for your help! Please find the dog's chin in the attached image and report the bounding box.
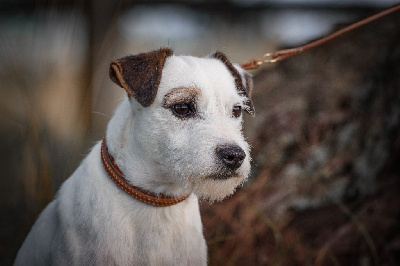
[190,173,248,202]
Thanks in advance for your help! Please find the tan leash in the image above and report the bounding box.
[240,4,400,70]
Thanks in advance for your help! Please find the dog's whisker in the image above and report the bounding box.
[92,111,111,118]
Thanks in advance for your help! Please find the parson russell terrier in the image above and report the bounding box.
[15,48,254,265]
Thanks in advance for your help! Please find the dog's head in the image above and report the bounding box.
[109,48,254,201]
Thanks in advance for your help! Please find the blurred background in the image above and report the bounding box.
[1,0,399,265]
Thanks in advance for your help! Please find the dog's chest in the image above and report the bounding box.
[100,196,207,265]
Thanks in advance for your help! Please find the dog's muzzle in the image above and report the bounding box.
[216,144,246,170]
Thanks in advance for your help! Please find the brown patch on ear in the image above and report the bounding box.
[212,51,255,116]
[244,73,255,116]
[109,48,173,107]
[244,73,253,97]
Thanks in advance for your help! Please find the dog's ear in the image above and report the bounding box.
[109,48,173,107]
[243,72,254,115]
[211,51,255,116]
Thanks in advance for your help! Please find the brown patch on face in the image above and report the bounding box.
[211,51,255,116]
[163,87,202,108]
[109,48,173,107]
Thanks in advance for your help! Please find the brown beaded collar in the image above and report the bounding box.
[101,137,189,207]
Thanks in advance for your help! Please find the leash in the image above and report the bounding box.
[101,137,190,207]
[240,4,400,70]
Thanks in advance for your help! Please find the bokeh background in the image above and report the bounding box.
[1,0,399,265]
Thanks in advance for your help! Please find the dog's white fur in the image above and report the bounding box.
[15,52,252,265]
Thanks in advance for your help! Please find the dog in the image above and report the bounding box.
[15,48,254,265]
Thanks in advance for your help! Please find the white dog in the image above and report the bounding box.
[15,48,254,266]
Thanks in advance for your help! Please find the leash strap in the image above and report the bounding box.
[240,4,400,70]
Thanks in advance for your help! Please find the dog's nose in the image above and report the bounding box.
[216,144,246,170]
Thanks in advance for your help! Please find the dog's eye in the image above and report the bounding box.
[232,105,242,118]
[172,102,195,118]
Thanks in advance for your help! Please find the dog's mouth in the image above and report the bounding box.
[207,170,241,180]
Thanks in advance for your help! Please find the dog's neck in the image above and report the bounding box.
[101,137,189,206]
